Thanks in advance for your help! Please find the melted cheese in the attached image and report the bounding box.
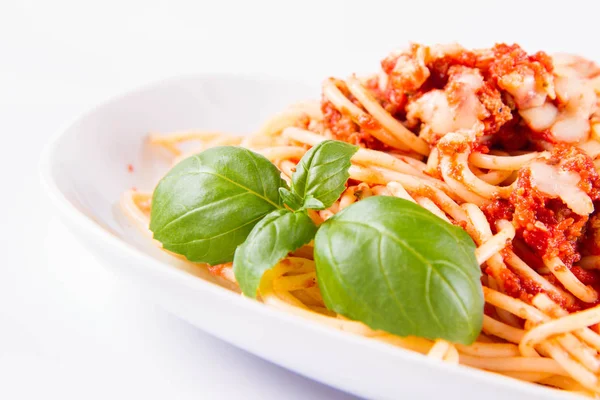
[548,70,596,143]
[551,116,590,143]
[499,71,547,109]
[408,67,485,142]
[529,161,594,216]
[413,90,455,134]
[519,102,558,131]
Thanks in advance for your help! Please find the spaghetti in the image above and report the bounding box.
[122,43,600,396]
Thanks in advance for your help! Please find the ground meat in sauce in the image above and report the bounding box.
[487,44,553,87]
[364,76,407,117]
[582,211,600,256]
[320,43,565,152]
[381,44,431,93]
[510,146,600,267]
[427,49,478,88]
[494,266,530,301]
[491,119,531,151]
[483,199,514,223]
[478,82,513,134]
[321,79,388,150]
[478,145,600,309]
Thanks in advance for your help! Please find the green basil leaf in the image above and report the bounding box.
[233,209,317,297]
[279,187,302,211]
[291,140,357,209]
[302,195,325,210]
[150,146,285,265]
[314,196,483,344]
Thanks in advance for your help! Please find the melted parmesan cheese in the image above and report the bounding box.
[548,70,596,143]
[407,67,485,142]
[519,102,558,131]
[499,71,547,109]
[529,161,594,216]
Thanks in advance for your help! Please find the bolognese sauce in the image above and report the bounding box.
[318,43,600,315]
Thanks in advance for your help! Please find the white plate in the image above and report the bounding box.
[40,75,576,400]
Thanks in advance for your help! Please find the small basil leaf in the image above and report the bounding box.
[291,140,357,209]
[302,195,325,210]
[314,196,483,344]
[279,187,302,210]
[233,209,317,297]
[150,146,285,265]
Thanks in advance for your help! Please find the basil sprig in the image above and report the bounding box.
[150,140,357,296]
[150,139,484,344]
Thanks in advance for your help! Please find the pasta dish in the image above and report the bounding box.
[121,43,600,396]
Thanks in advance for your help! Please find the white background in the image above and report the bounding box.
[1,1,599,398]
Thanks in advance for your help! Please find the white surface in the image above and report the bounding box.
[40,74,571,400]
[1,1,600,399]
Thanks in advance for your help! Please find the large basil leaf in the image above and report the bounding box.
[150,146,285,265]
[233,209,317,297]
[314,196,483,344]
[291,140,357,209]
